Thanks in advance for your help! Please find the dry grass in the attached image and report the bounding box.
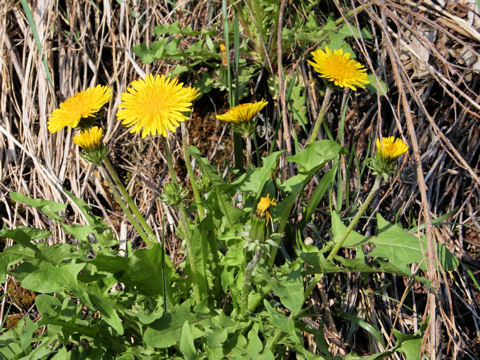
[0,0,479,358]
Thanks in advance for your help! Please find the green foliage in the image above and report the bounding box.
[133,20,224,93]
[133,21,217,67]
[1,138,457,358]
[331,212,459,272]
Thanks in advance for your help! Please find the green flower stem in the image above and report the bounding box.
[241,250,262,315]
[181,124,205,220]
[161,136,204,304]
[307,86,333,145]
[302,175,382,304]
[98,166,148,242]
[326,174,382,261]
[102,157,156,249]
[234,132,244,170]
[253,132,261,165]
[245,135,252,169]
[100,159,175,306]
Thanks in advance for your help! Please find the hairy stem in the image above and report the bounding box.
[181,123,205,220]
[307,86,333,145]
[161,136,204,304]
[241,250,262,315]
[326,174,382,261]
[102,157,156,248]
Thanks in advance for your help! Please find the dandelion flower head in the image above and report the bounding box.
[48,85,112,133]
[376,137,408,161]
[116,74,199,138]
[308,47,369,91]
[256,193,277,226]
[73,126,103,151]
[220,44,228,66]
[217,100,268,124]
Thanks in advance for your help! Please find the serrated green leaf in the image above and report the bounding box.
[205,34,214,51]
[131,297,164,325]
[143,300,207,348]
[366,74,387,96]
[116,354,135,360]
[124,245,170,296]
[344,350,395,360]
[16,226,51,240]
[0,328,24,358]
[300,247,428,283]
[205,313,235,359]
[258,348,275,360]
[329,213,457,273]
[152,21,212,37]
[89,254,130,275]
[133,40,168,64]
[276,141,342,232]
[18,317,38,350]
[59,223,95,241]
[0,227,42,251]
[323,16,337,32]
[73,284,124,335]
[234,151,284,193]
[436,238,459,271]
[392,329,423,360]
[50,346,68,359]
[324,38,354,58]
[301,249,370,274]
[64,190,117,247]
[289,79,308,126]
[21,263,85,293]
[180,321,197,360]
[263,300,295,334]
[189,145,230,190]
[301,166,337,230]
[189,216,216,301]
[265,266,304,316]
[338,22,363,40]
[35,294,62,318]
[361,27,373,40]
[206,328,229,359]
[370,214,457,272]
[246,325,263,357]
[154,21,182,35]
[226,333,248,359]
[29,336,59,359]
[286,140,345,174]
[10,192,66,220]
[331,211,368,248]
[0,243,36,278]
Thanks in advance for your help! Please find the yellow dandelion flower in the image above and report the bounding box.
[376,137,409,161]
[220,44,228,66]
[256,193,277,226]
[47,85,112,133]
[73,126,103,151]
[216,100,268,124]
[116,74,199,138]
[308,47,369,91]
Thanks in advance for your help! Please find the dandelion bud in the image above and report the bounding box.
[370,136,408,179]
